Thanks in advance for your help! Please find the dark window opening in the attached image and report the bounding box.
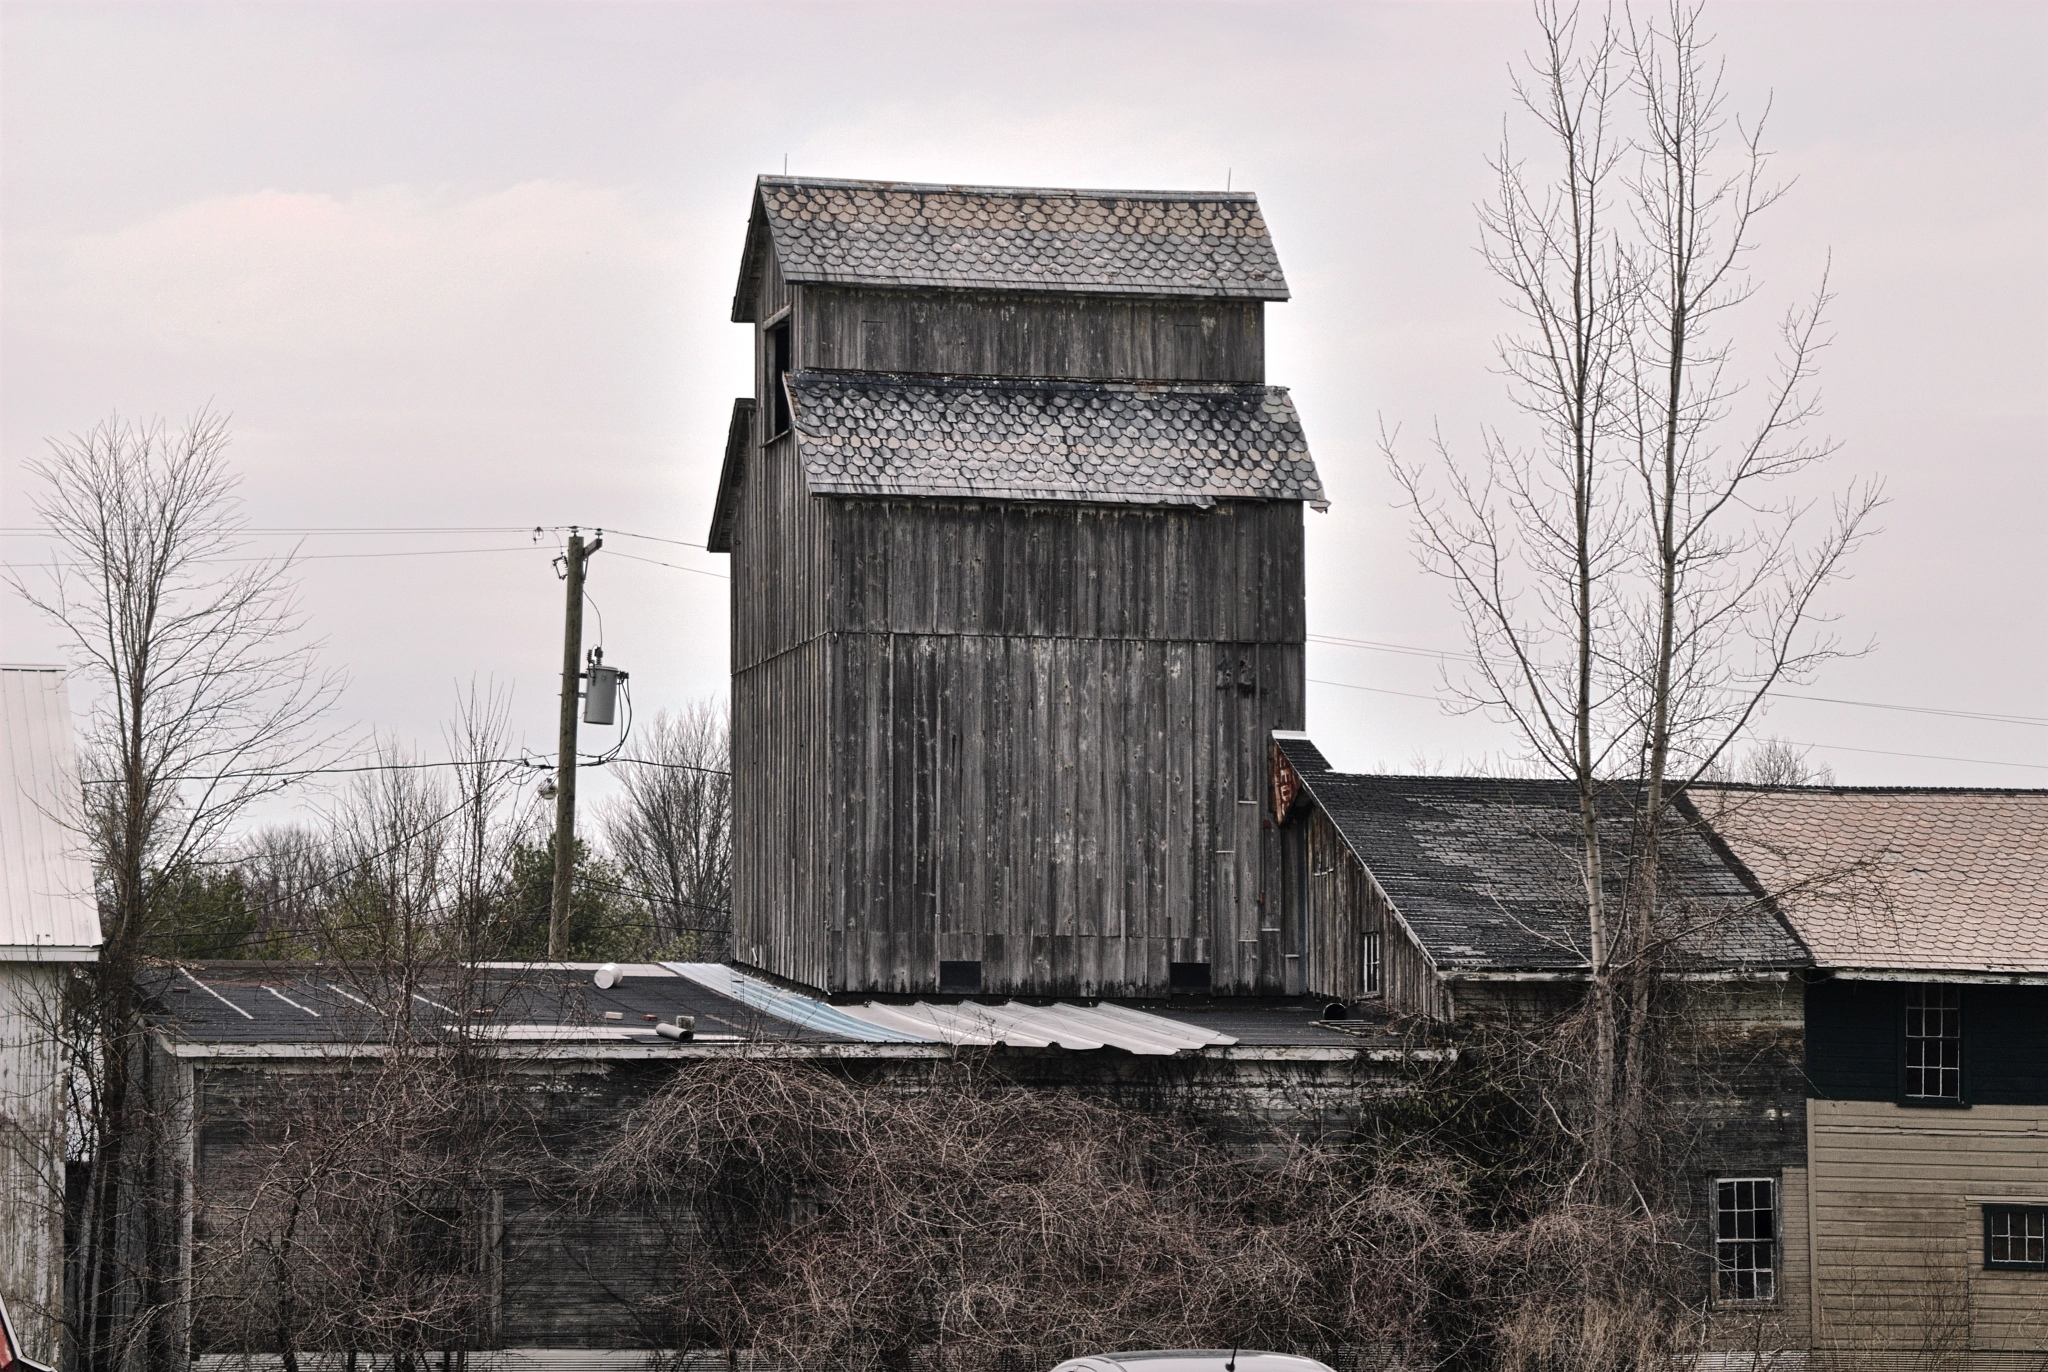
[938,960,982,994]
[1362,930,1384,998]
[1985,1206,2048,1271]
[764,320,792,437]
[1169,961,1211,993]
[1715,1178,1778,1302]
[1904,984,1963,1101]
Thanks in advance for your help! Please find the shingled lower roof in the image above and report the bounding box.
[1693,785,2048,976]
[787,372,1324,507]
[734,176,1288,319]
[1273,738,1808,975]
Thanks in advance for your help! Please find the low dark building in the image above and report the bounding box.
[709,176,1326,1000]
[1267,734,1819,1352]
[139,960,1421,1367]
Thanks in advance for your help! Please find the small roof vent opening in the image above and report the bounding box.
[938,960,983,995]
[1168,961,1211,993]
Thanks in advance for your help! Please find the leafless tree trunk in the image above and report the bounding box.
[1387,1,1879,1197]
[7,411,341,1370]
[443,680,523,963]
[598,701,732,958]
[1389,0,1636,1190]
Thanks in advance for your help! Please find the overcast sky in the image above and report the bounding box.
[3,0,2043,825]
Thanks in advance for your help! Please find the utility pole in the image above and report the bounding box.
[550,528,601,957]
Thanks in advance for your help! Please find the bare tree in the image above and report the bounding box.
[584,1055,1708,1372]
[7,410,341,1370]
[443,679,525,962]
[1387,1,1879,1193]
[598,701,732,958]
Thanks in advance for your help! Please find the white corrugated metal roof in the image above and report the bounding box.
[664,962,935,1043]
[837,1000,1237,1055]
[1,668,100,957]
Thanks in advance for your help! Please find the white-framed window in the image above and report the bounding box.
[1903,984,1963,1101]
[1362,930,1383,998]
[1714,1177,1778,1302]
[1985,1205,2048,1271]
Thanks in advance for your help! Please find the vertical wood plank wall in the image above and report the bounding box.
[731,249,1310,997]
[1290,805,1447,1017]
[730,259,838,990]
[800,288,1264,383]
[0,962,65,1361]
[825,499,1305,997]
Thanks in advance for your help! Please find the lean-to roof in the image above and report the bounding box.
[787,372,1324,507]
[1273,736,1809,975]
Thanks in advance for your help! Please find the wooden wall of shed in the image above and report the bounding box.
[799,287,1264,383]
[170,1047,1417,1359]
[1284,806,1448,1018]
[0,962,66,1364]
[1807,1099,2048,1359]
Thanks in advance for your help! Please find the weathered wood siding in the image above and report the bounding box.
[1807,1099,2048,1359]
[0,962,65,1363]
[800,287,1263,383]
[827,632,1301,996]
[729,240,1309,996]
[729,254,836,988]
[827,498,1304,641]
[1281,805,1448,1016]
[170,1045,1420,1360]
[813,498,1303,996]
[731,637,832,992]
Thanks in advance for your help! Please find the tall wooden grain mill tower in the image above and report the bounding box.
[708,176,1326,999]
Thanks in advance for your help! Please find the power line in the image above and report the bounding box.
[1307,674,2047,773]
[81,754,729,786]
[0,525,536,537]
[1308,678,1448,705]
[603,548,730,580]
[1307,632,2048,728]
[604,528,712,552]
[1790,742,2047,772]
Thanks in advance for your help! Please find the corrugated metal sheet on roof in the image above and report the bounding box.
[664,963,933,1043]
[0,667,100,957]
[837,1000,1238,1055]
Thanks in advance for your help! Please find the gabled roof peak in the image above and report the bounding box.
[733,174,1290,320]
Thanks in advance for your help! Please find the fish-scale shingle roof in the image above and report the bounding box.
[1274,740,1808,974]
[787,371,1324,507]
[1693,786,2048,975]
[734,176,1288,319]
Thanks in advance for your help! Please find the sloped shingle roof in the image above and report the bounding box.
[1693,785,2048,976]
[1273,737,1807,974]
[734,176,1289,320]
[1,667,100,957]
[787,371,1324,507]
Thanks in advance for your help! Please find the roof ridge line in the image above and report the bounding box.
[757,174,1260,202]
